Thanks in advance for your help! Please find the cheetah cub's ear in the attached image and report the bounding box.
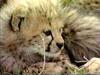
[11,5,29,32]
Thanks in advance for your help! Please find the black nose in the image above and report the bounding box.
[56,43,63,49]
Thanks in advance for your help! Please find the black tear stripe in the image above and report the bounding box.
[0,0,7,8]
[45,31,54,52]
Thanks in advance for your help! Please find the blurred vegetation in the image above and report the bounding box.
[61,0,73,7]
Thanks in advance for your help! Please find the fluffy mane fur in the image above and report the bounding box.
[63,7,100,65]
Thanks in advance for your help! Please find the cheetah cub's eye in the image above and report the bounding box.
[43,30,52,36]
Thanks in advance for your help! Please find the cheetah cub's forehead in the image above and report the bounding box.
[27,0,63,20]
[14,0,64,31]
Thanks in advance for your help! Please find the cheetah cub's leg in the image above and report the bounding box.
[11,5,29,32]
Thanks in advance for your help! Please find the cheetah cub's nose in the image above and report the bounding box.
[54,33,64,49]
[56,43,64,49]
[55,35,64,49]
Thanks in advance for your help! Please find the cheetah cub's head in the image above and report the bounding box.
[9,0,64,48]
